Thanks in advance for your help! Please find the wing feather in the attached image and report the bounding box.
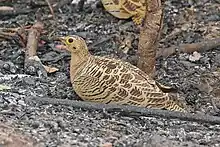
[73,56,184,111]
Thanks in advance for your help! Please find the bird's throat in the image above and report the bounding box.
[70,53,89,82]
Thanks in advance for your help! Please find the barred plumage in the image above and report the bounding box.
[57,35,185,112]
[101,0,146,25]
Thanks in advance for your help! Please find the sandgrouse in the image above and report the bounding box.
[101,0,146,25]
[57,35,185,112]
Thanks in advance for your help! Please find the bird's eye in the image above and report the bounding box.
[67,38,74,44]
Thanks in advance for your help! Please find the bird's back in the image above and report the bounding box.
[72,55,185,112]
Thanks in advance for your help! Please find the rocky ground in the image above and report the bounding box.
[0,0,220,146]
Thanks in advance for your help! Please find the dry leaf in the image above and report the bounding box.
[43,65,59,73]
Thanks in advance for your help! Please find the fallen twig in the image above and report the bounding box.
[29,1,48,8]
[156,37,220,58]
[26,96,220,125]
[0,32,14,40]
[25,22,44,58]
[0,6,32,16]
[0,6,13,11]
[45,0,55,19]
[160,28,183,43]
[0,25,32,47]
[24,22,48,77]
[0,23,58,75]
[24,22,58,75]
[52,0,72,10]
[0,26,32,33]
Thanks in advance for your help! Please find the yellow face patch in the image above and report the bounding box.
[65,36,76,45]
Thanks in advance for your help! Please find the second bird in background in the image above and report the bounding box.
[101,0,146,25]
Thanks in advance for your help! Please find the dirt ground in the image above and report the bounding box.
[0,0,220,146]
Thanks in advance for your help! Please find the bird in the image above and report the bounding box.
[57,35,185,112]
[101,0,146,25]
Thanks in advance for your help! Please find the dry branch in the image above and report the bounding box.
[156,37,220,58]
[25,96,220,125]
[137,0,163,76]
[25,22,44,59]
[45,0,55,19]
[24,21,49,77]
[0,6,32,16]
[0,23,57,75]
[0,6,13,11]
[0,26,32,33]
[0,26,30,47]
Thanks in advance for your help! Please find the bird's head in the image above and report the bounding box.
[57,35,89,56]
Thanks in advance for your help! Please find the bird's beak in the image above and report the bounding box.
[55,37,65,44]
[54,37,67,50]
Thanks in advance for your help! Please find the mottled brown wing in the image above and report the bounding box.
[122,61,176,92]
[96,57,185,111]
[73,56,154,104]
[121,0,144,14]
[73,56,185,111]
[117,0,146,25]
[116,59,174,106]
[101,0,133,19]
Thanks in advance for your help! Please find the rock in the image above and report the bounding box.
[189,51,202,62]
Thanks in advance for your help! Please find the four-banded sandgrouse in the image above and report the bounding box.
[57,35,185,112]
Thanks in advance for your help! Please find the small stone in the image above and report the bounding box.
[189,51,202,62]
[3,63,10,70]
[181,23,191,31]
[26,66,37,75]
[173,9,178,13]
[23,77,35,86]
[31,121,40,129]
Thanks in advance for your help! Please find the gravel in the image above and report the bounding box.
[0,0,220,146]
